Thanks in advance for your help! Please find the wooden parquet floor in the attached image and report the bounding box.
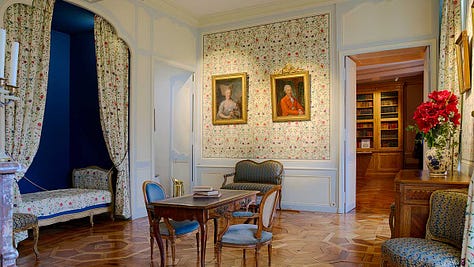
[16,176,394,266]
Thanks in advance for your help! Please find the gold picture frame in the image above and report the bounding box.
[455,30,470,94]
[270,70,310,122]
[212,72,247,125]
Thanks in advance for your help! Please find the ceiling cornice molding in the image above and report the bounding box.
[145,0,199,27]
[197,0,338,28]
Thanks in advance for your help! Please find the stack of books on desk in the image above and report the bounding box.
[193,186,221,198]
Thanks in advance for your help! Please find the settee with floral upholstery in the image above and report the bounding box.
[13,166,114,227]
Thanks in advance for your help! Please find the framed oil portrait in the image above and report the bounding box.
[212,72,247,125]
[271,70,310,122]
[455,30,470,94]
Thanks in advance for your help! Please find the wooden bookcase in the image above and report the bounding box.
[356,81,403,176]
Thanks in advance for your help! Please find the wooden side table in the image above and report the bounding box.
[394,169,470,238]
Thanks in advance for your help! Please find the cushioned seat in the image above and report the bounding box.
[221,182,276,194]
[158,220,199,236]
[13,213,39,259]
[216,185,281,267]
[142,180,200,263]
[382,238,461,266]
[381,189,467,267]
[222,224,273,245]
[221,160,283,210]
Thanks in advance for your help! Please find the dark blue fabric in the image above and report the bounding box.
[37,203,109,220]
[159,220,199,236]
[221,224,272,245]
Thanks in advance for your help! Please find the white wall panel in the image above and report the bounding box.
[154,17,197,68]
[340,0,437,48]
[136,7,152,51]
[97,0,136,40]
[282,172,336,212]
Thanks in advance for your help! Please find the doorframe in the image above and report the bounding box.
[338,40,436,213]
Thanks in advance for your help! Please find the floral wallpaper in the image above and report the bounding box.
[461,95,474,164]
[202,14,330,160]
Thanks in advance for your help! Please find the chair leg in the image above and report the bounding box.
[213,218,218,244]
[195,232,200,255]
[243,249,246,260]
[255,247,260,267]
[217,242,222,267]
[170,238,176,265]
[89,214,94,227]
[32,224,39,260]
[150,235,154,259]
[268,243,272,266]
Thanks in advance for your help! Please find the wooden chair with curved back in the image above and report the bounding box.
[142,180,200,263]
[216,184,281,267]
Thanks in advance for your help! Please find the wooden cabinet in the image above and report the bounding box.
[394,170,469,238]
[356,82,403,176]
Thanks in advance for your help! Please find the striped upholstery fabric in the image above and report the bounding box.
[381,189,468,267]
[232,160,283,184]
[221,182,276,194]
[221,160,283,214]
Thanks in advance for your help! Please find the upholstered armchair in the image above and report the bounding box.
[381,189,468,266]
[216,185,281,267]
[142,181,200,263]
[221,160,283,208]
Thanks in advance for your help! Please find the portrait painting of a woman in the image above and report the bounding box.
[212,73,247,125]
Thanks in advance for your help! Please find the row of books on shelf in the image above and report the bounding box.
[381,92,398,98]
[356,102,373,108]
[192,186,222,198]
[381,99,398,106]
[356,94,373,101]
[381,122,398,130]
[356,109,373,115]
[356,129,373,137]
[381,106,397,113]
[357,122,373,128]
[357,115,373,120]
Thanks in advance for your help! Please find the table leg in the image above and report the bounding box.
[152,219,165,267]
[198,220,207,267]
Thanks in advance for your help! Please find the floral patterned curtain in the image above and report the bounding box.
[94,15,130,218]
[438,0,461,92]
[3,0,55,177]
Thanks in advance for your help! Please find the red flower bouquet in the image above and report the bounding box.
[409,90,460,148]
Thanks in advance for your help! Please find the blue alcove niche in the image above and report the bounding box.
[20,0,113,193]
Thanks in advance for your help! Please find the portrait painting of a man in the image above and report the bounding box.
[271,71,310,122]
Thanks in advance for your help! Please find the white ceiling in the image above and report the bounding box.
[149,0,333,27]
[163,0,280,19]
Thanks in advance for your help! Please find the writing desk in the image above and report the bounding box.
[150,189,258,267]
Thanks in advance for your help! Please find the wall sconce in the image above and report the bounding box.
[0,28,20,162]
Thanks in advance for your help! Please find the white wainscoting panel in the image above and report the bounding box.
[281,172,337,212]
[195,165,337,212]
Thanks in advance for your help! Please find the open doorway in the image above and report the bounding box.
[346,46,427,213]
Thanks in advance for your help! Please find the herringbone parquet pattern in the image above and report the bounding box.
[16,175,394,266]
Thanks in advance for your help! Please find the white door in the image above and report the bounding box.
[170,74,194,194]
[344,56,357,212]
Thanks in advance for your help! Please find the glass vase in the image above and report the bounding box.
[425,146,449,176]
